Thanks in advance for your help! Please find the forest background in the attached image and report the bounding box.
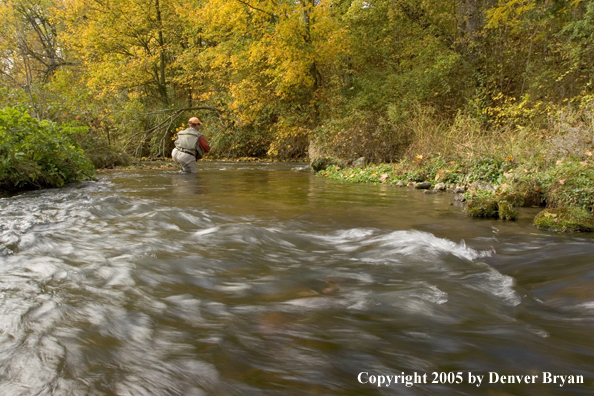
[2,0,594,162]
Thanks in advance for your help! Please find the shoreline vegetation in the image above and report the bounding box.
[310,123,594,232]
[2,104,593,233]
[313,156,594,233]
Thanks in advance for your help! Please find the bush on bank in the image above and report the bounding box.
[0,107,96,191]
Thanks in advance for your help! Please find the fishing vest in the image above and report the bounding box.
[175,128,205,159]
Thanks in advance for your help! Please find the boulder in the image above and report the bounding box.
[434,182,447,191]
[352,157,367,167]
[414,182,432,190]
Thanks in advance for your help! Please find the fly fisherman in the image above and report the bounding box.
[172,117,211,173]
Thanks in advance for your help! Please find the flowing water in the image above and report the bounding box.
[1,162,593,396]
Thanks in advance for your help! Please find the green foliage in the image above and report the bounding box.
[0,107,95,190]
[467,158,506,184]
[543,159,594,212]
[319,164,400,184]
[464,189,496,201]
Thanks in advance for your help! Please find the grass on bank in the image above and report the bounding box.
[317,156,594,231]
[314,105,594,232]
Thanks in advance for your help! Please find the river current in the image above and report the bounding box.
[0,162,593,395]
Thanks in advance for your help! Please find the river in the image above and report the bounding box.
[1,162,593,395]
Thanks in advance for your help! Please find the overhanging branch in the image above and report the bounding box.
[234,0,278,22]
[126,106,221,156]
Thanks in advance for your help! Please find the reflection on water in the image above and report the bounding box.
[1,162,593,395]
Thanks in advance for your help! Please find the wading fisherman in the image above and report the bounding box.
[172,117,210,173]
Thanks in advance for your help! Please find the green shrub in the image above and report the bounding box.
[0,107,95,190]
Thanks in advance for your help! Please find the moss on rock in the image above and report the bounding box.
[310,157,347,172]
[464,198,499,218]
[497,201,518,220]
[534,207,594,232]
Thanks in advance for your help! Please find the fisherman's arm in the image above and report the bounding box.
[198,135,210,153]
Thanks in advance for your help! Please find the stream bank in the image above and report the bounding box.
[313,155,594,233]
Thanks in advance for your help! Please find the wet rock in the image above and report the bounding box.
[453,194,466,202]
[396,180,406,187]
[414,182,432,189]
[453,186,466,193]
[434,182,447,191]
[424,190,440,194]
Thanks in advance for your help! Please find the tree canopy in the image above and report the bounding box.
[1,0,594,161]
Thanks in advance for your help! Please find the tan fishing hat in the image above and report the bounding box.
[189,117,202,126]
